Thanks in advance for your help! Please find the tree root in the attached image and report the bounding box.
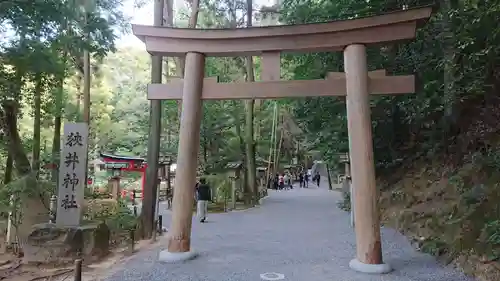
[28,268,73,281]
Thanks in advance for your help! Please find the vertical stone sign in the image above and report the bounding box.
[56,123,89,226]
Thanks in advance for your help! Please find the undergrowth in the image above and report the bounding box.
[337,191,351,212]
[337,146,500,277]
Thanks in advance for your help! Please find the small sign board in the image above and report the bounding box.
[104,162,129,169]
[56,123,88,227]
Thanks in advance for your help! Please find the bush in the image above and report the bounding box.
[337,191,351,212]
[483,220,500,261]
[84,199,137,247]
[84,187,112,199]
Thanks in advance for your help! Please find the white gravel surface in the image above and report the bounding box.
[107,182,475,281]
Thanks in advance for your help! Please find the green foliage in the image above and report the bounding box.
[420,239,448,257]
[204,173,233,203]
[0,0,131,239]
[337,191,351,212]
[281,0,500,268]
[480,147,500,172]
[0,153,55,214]
[87,199,137,231]
[282,0,500,172]
[84,199,137,246]
[484,220,500,261]
[84,187,111,199]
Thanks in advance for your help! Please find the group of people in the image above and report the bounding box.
[313,171,321,187]
[269,173,294,190]
[194,170,322,223]
[267,170,322,190]
[300,171,321,187]
[298,172,309,188]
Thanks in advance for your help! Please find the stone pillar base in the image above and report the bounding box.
[349,258,392,274]
[158,249,198,263]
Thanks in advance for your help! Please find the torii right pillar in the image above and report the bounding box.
[344,44,392,274]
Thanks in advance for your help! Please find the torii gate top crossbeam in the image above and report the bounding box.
[132,6,432,57]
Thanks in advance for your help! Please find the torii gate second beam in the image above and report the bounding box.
[147,71,415,100]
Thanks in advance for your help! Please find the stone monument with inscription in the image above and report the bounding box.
[24,123,110,264]
[57,123,88,226]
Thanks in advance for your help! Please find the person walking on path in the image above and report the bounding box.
[304,173,309,188]
[299,172,304,188]
[315,171,321,187]
[278,174,285,190]
[196,177,211,223]
[283,173,290,190]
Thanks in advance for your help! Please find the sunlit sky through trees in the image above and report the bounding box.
[118,0,275,48]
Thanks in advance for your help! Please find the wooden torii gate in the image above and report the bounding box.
[133,6,432,273]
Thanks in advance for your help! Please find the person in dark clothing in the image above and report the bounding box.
[315,172,321,187]
[279,174,285,190]
[196,178,211,222]
[274,174,279,190]
[304,173,309,188]
[299,173,304,188]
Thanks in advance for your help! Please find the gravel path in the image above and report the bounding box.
[107,183,474,281]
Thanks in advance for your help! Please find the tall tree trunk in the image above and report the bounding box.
[76,93,81,120]
[244,0,258,205]
[0,105,31,174]
[82,4,92,200]
[202,135,208,165]
[0,39,47,247]
[175,0,200,77]
[272,104,280,175]
[1,70,31,177]
[254,2,279,143]
[266,102,277,180]
[174,0,201,117]
[274,112,283,174]
[32,74,42,177]
[0,102,48,246]
[51,76,63,183]
[164,0,174,150]
[52,14,68,183]
[141,0,164,240]
[75,73,82,121]
[4,153,13,185]
[233,101,247,203]
[82,15,91,124]
[244,100,256,205]
[442,0,460,140]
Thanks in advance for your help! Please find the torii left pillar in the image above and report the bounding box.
[344,44,391,274]
[159,51,205,262]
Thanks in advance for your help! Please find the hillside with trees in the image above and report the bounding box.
[281,0,500,279]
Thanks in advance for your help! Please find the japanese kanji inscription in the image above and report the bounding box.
[56,123,88,226]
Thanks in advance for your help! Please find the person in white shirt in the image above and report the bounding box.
[283,174,290,190]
